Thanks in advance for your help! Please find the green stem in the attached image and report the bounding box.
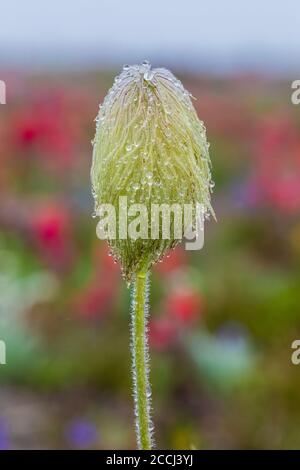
[131,271,153,450]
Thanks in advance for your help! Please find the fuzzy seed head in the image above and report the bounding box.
[91,61,214,282]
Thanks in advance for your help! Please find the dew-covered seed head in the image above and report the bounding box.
[91,61,214,283]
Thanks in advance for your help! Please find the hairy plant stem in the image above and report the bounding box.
[131,271,153,450]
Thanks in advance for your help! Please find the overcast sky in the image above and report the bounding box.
[0,0,299,72]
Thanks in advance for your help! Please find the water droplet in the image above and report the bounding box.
[144,70,154,82]
[146,171,153,180]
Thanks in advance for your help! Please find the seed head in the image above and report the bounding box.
[91,61,214,283]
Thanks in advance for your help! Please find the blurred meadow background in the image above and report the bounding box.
[1,0,300,449]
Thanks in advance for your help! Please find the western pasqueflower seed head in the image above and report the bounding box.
[91,61,214,283]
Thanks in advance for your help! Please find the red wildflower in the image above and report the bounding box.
[165,288,203,326]
[252,114,300,212]
[30,202,74,272]
[10,89,87,173]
